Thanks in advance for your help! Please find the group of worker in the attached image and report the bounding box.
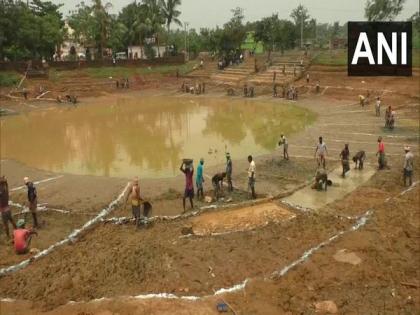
[116,77,130,89]
[181,81,206,95]
[243,84,255,97]
[0,176,39,254]
[178,152,253,212]
[310,134,414,191]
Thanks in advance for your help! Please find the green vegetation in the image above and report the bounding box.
[83,61,196,78]
[241,32,264,54]
[0,0,64,60]
[253,15,296,58]
[312,50,347,66]
[365,0,405,21]
[0,0,348,62]
[0,0,417,64]
[0,71,20,87]
[312,49,420,67]
[413,50,420,67]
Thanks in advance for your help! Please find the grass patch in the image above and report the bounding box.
[84,61,196,79]
[413,49,420,67]
[313,49,420,67]
[0,71,21,87]
[312,49,347,66]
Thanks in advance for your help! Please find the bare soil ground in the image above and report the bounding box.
[0,63,419,314]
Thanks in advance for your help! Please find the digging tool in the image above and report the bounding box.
[218,298,238,315]
[36,91,50,99]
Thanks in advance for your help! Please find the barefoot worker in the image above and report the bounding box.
[311,167,329,191]
[24,177,38,228]
[247,155,256,199]
[278,134,289,160]
[0,176,16,240]
[403,146,414,187]
[125,177,142,228]
[226,153,233,192]
[196,158,205,200]
[315,137,328,169]
[375,97,381,117]
[352,150,366,170]
[359,95,365,107]
[339,144,350,178]
[180,160,194,212]
[212,172,226,200]
[13,219,37,255]
[376,136,386,170]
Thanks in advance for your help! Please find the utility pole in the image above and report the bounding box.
[300,15,303,49]
[184,22,189,61]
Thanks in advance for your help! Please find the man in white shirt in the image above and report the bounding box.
[375,97,381,116]
[315,136,328,169]
[403,146,414,186]
[279,134,289,160]
[247,155,256,199]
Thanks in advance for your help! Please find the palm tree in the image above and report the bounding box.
[92,0,112,59]
[131,2,149,57]
[160,0,182,53]
[144,0,164,57]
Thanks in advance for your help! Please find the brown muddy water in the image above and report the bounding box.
[0,94,315,178]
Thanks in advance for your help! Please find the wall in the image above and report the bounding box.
[0,55,185,72]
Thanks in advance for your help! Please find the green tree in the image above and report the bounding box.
[68,2,98,54]
[274,20,297,52]
[331,21,340,38]
[254,14,279,60]
[365,0,406,21]
[119,2,146,48]
[68,0,112,59]
[92,0,113,59]
[410,12,420,48]
[144,0,165,57]
[410,12,420,32]
[0,0,64,60]
[219,7,246,55]
[290,4,310,27]
[160,0,182,51]
[108,17,128,53]
[290,4,310,47]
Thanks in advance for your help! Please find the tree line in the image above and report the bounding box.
[0,0,418,61]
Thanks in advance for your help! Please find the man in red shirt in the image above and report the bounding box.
[376,136,386,170]
[13,219,37,254]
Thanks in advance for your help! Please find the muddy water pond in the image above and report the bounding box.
[0,95,315,178]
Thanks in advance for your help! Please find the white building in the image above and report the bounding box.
[127,45,167,59]
[59,22,86,60]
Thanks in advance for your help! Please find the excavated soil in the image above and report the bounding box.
[190,202,296,235]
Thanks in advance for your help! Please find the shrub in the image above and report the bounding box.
[0,72,20,87]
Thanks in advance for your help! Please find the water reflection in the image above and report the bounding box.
[0,96,314,178]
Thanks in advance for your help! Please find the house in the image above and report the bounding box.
[59,22,86,60]
[59,21,112,61]
[127,45,167,59]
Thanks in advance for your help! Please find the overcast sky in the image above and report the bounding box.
[56,0,419,29]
